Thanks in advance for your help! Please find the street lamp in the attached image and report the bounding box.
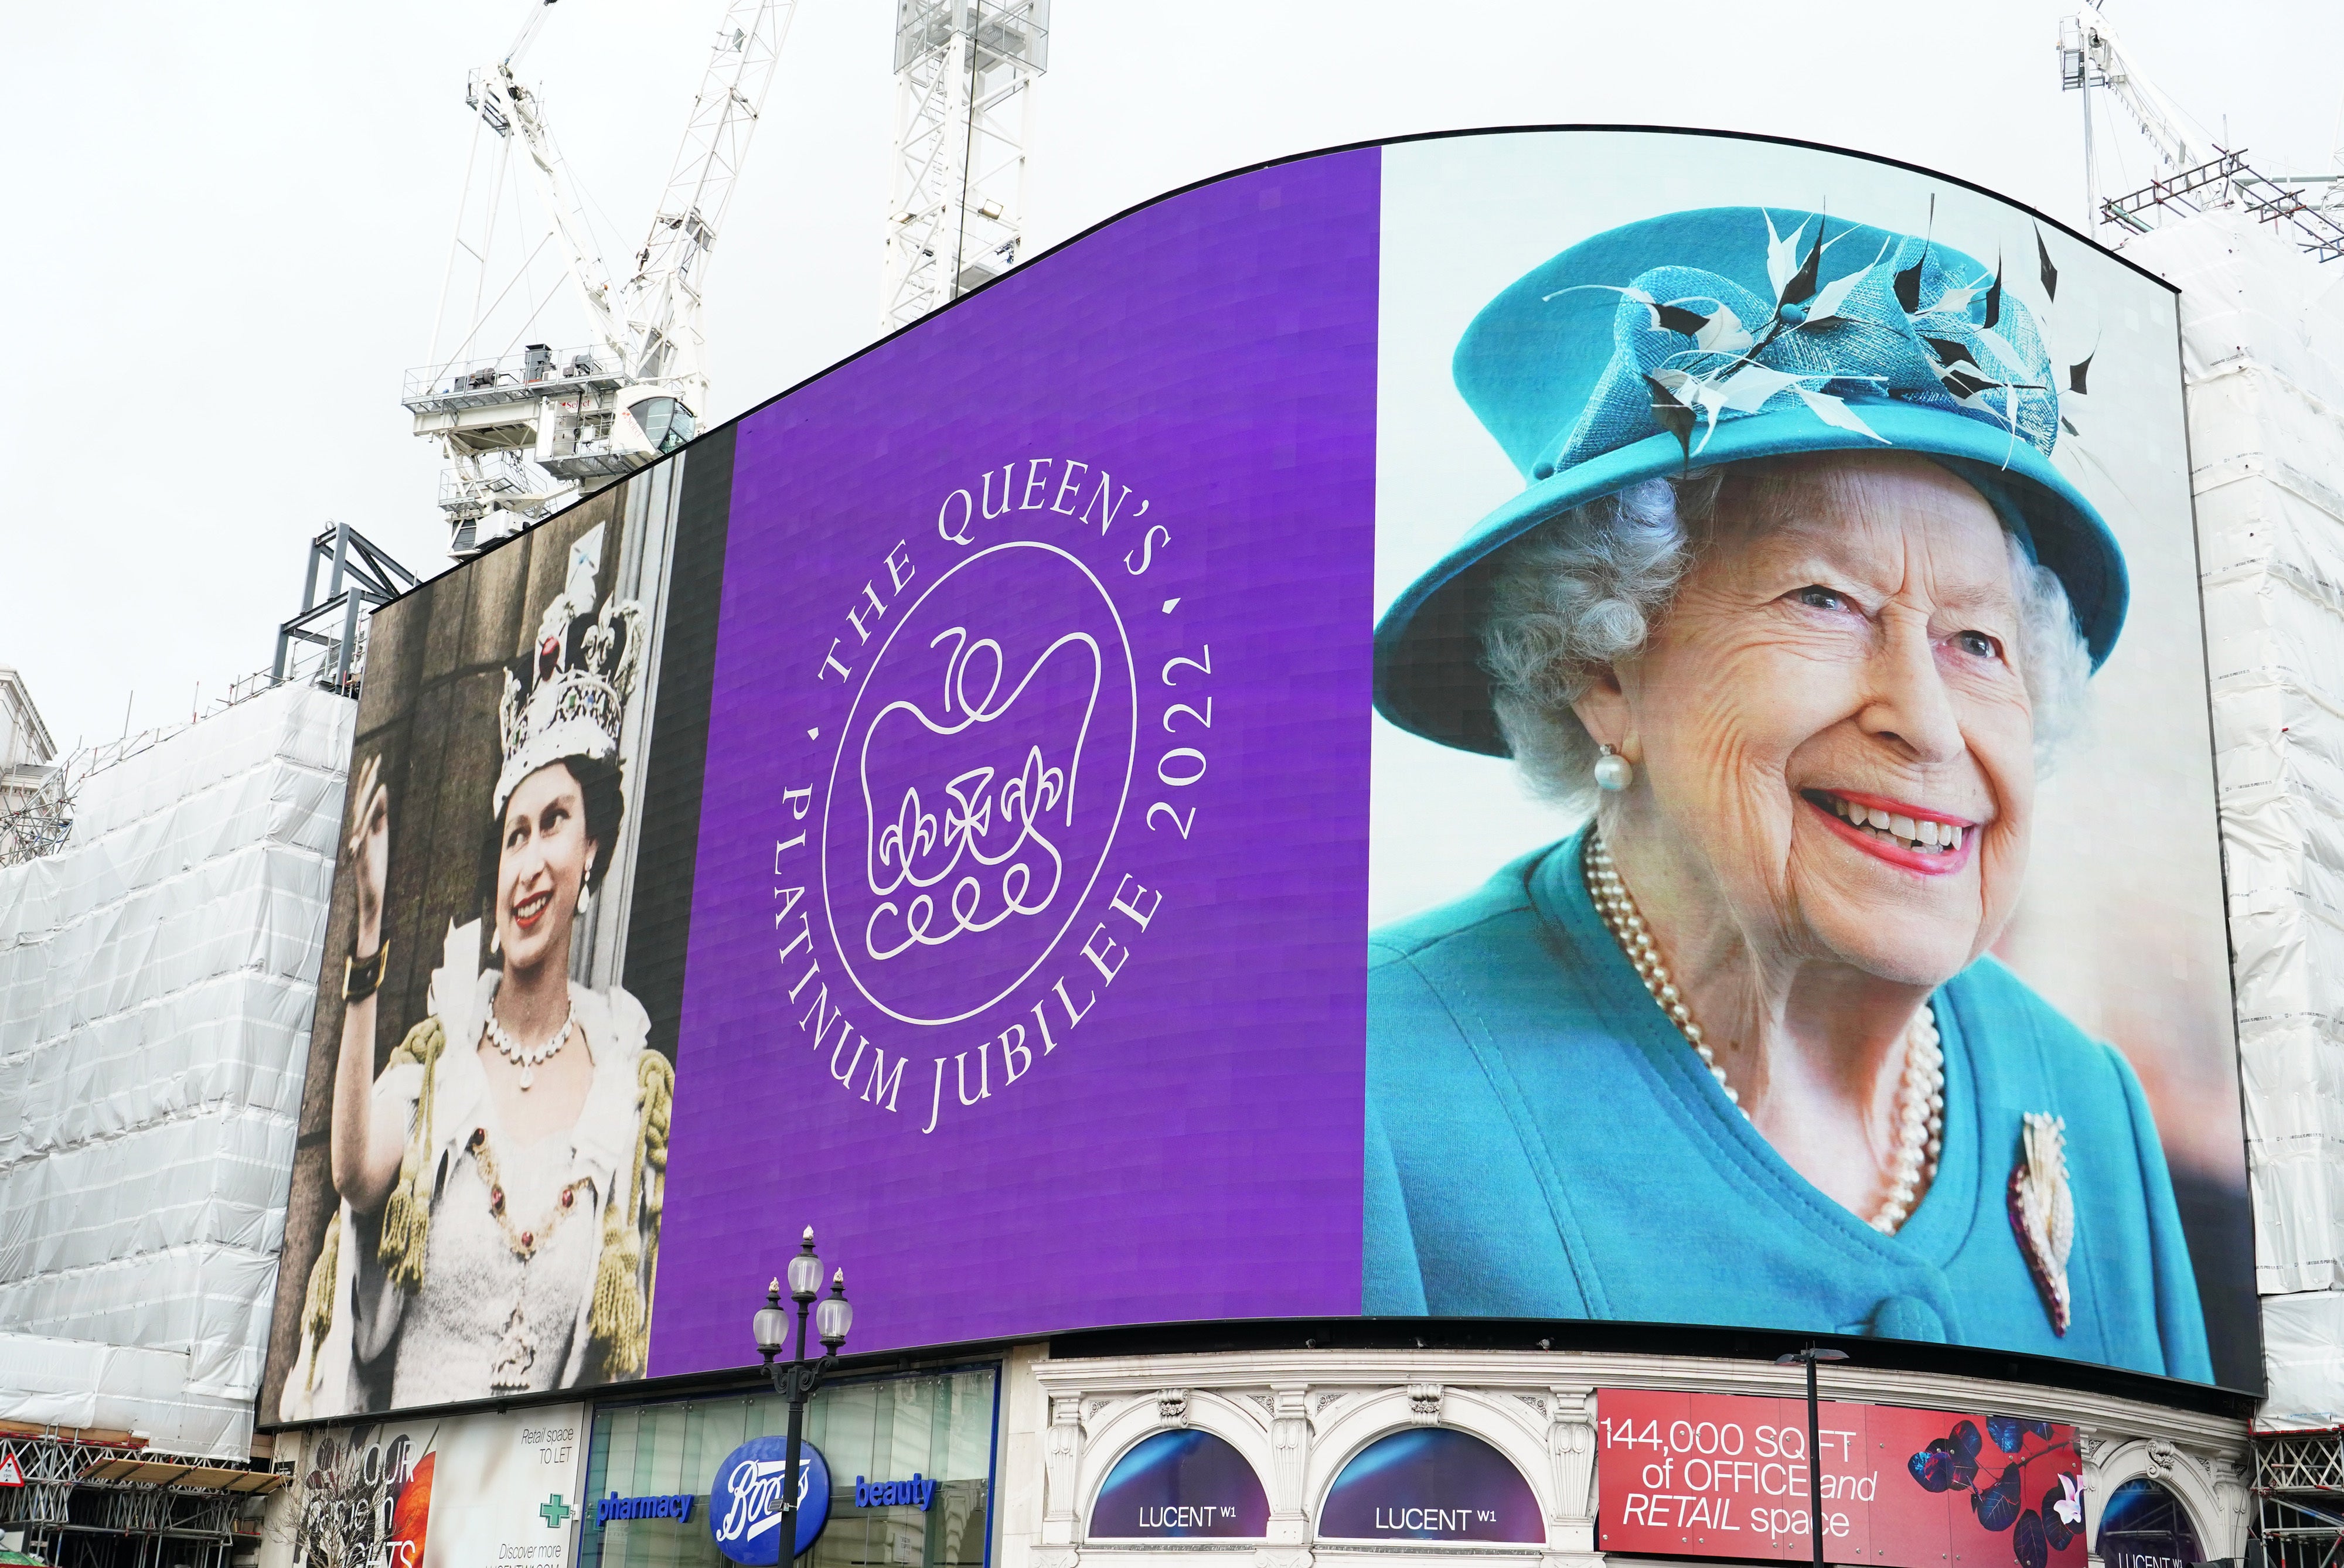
[753,1228,853,1566]
[1775,1346,1849,1568]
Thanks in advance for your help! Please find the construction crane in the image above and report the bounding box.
[883,1,1051,332]
[406,1,794,558]
[2057,4,2344,262]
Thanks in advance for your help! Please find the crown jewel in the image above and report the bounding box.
[496,524,645,818]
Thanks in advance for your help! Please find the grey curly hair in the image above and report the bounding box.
[1480,466,2094,813]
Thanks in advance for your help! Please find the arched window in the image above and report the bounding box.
[1089,1430,1269,1539]
[1319,1428,1542,1543]
[2096,1478,2202,1568]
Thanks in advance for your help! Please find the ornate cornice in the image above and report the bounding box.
[1027,1347,2249,1452]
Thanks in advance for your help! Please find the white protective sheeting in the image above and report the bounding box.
[0,1331,251,1455]
[2263,1293,2344,1427]
[0,683,350,1455]
[2128,212,2344,1427]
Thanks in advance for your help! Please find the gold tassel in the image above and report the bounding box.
[589,1213,646,1378]
[589,1051,674,1379]
[379,1147,428,1292]
[375,1018,446,1293]
[301,1219,340,1392]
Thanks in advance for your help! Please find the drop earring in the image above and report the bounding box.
[1594,743,1634,793]
[489,921,502,957]
[575,882,592,916]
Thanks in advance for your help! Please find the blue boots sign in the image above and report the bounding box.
[598,1492,694,1524]
[854,1475,936,1511]
[709,1437,833,1564]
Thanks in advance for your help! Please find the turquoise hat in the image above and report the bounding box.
[1372,205,2128,757]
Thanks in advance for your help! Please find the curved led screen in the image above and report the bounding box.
[261,125,2255,1423]
[1089,1430,1269,1539]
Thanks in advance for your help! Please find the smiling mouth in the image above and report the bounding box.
[1801,788,1978,871]
[512,889,553,928]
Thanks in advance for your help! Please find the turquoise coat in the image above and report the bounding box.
[1364,827,2212,1381]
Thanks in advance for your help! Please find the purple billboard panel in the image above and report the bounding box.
[1318,1429,1543,1543]
[653,151,1383,1372]
[1090,1431,1272,1539]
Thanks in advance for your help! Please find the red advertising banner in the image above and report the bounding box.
[1597,1389,2084,1568]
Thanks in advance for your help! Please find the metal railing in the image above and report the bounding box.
[401,342,621,410]
[2101,148,2344,261]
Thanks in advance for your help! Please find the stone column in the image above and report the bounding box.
[1037,1393,1085,1568]
[1261,1383,1314,1568]
[2075,1428,2107,1568]
[2207,1450,2253,1558]
[1546,1385,1602,1568]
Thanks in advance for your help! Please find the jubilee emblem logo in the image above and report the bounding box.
[708,1437,832,1565]
[823,541,1138,1026]
[763,462,1202,1138]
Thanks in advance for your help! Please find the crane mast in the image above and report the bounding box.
[406,1,793,559]
[883,1,1051,332]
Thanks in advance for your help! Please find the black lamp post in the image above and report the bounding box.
[1775,1346,1849,1568]
[753,1227,853,1568]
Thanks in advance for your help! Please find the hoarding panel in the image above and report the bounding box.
[260,127,2254,1424]
[1596,1389,2086,1568]
[288,1407,588,1568]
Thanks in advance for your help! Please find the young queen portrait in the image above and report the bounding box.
[1365,204,2211,1380]
[285,536,672,1414]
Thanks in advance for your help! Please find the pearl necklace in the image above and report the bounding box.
[1584,831,1946,1234]
[483,993,573,1091]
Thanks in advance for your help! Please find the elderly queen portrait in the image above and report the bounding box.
[1365,204,2211,1380]
[284,528,672,1414]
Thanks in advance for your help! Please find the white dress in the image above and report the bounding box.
[281,919,660,1417]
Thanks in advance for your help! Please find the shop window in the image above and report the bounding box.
[1319,1427,1542,1543]
[581,1366,997,1568]
[2096,1478,2202,1568]
[1089,1430,1269,1539]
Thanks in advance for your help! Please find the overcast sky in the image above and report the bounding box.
[5,1,2337,752]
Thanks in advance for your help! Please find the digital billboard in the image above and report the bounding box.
[260,127,2252,1423]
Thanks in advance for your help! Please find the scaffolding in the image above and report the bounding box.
[0,1434,284,1568]
[2257,1432,2344,1568]
[2059,6,2344,264]
[2098,148,2344,261]
[271,522,420,698]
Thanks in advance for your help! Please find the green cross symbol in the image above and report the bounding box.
[540,1494,574,1529]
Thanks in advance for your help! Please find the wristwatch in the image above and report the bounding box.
[344,938,390,1003]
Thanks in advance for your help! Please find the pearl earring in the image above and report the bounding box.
[575,882,592,916]
[489,921,502,956]
[1594,743,1633,792]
